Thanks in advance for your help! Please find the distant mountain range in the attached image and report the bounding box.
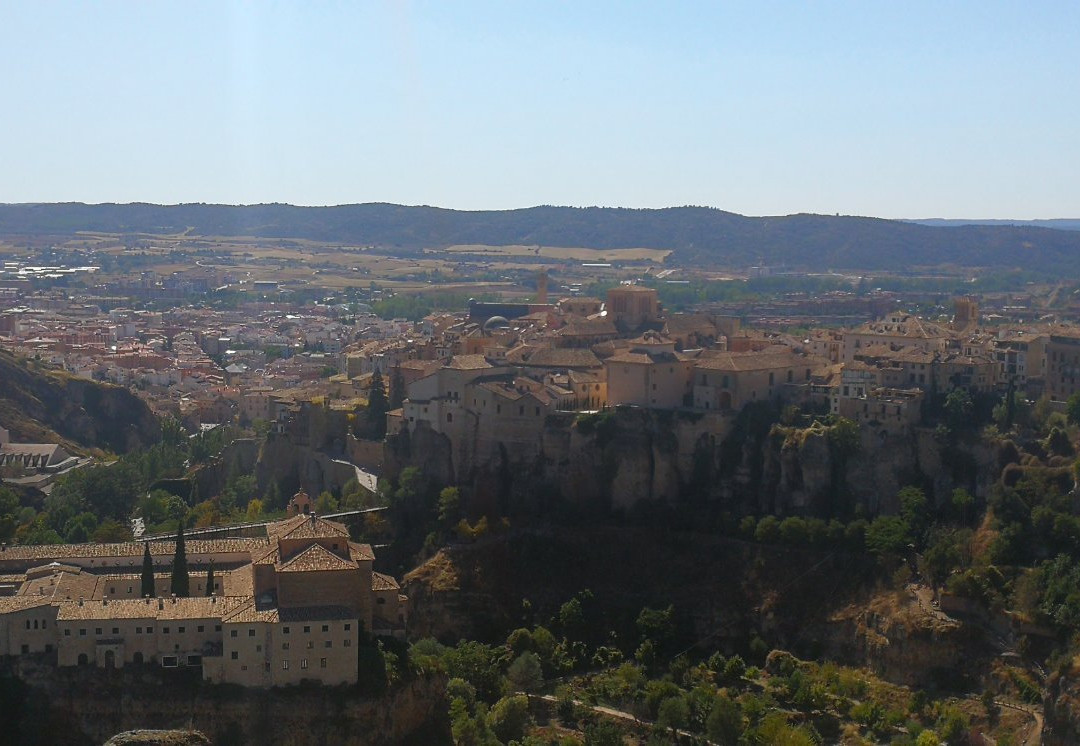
[908,218,1080,231]
[3,202,1080,274]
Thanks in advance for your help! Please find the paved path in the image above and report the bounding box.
[530,692,718,744]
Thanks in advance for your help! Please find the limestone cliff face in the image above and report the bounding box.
[386,406,994,521]
[820,590,984,688]
[0,350,160,454]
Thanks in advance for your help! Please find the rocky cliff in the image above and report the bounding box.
[386,405,995,521]
[0,350,160,454]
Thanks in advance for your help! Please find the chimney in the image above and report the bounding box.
[103,597,108,606]
[78,598,83,606]
[158,599,164,610]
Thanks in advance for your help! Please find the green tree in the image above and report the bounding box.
[865,516,912,557]
[945,388,974,431]
[487,694,530,743]
[1067,392,1080,425]
[706,693,743,745]
[0,486,19,542]
[170,520,190,597]
[206,561,216,596]
[951,487,975,525]
[315,491,339,514]
[506,651,544,692]
[657,695,690,733]
[583,720,624,746]
[438,486,461,527]
[92,519,131,543]
[754,515,781,543]
[141,542,155,598]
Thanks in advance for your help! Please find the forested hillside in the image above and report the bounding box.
[5,202,1080,273]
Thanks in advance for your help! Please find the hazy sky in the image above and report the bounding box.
[1,2,1077,218]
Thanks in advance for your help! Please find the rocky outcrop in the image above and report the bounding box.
[821,588,987,688]
[386,405,995,522]
[0,350,160,454]
[1044,666,1080,745]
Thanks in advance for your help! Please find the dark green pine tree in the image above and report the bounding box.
[205,561,215,597]
[140,542,155,598]
[170,520,189,597]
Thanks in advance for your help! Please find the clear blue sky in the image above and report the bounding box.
[1,2,1077,218]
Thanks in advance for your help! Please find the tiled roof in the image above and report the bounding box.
[267,514,350,541]
[276,543,357,573]
[371,571,399,592]
[55,596,245,622]
[694,351,822,372]
[522,347,602,369]
[348,542,375,563]
[0,537,268,564]
[222,602,279,624]
[444,355,492,370]
[0,596,53,614]
[18,570,97,601]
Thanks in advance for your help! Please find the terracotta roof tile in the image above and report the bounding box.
[276,543,357,573]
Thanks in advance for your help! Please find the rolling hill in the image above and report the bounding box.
[3,202,1080,274]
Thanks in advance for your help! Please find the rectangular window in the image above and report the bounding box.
[112,627,119,635]
[307,641,314,649]
[282,660,289,670]
[325,641,332,648]
[136,627,142,634]
[303,626,310,633]
[215,625,221,633]
[231,630,238,638]
[147,626,154,634]
[344,639,351,648]
[321,625,329,633]
[95,628,103,636]
[178,626,185,634]
[256,645,262,652]
[283,626,290,634]
[344,624,351,632]
[163,627,170,634]
[301,659,308,669]
[64,629,71,637]
[321,658,327,668]
[283,642,290,650]
[231,651,238,660]
[197,625,204,633]
[248,629,255,637]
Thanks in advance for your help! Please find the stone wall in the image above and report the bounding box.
[0,658,449,746]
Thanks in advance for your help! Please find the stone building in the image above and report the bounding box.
[0,508,406,688]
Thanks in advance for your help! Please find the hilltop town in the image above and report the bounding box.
[4,236,1080,745]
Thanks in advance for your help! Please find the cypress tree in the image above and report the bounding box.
[170,520,189,597]
[205,561,215,597]
[140,542,155,598]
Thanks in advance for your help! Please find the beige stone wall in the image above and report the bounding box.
[218,618,358,687]
[1,605,58,656]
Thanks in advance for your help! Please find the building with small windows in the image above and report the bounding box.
[0,507,406,688]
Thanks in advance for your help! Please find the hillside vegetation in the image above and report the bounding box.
[5,202,1080,273]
